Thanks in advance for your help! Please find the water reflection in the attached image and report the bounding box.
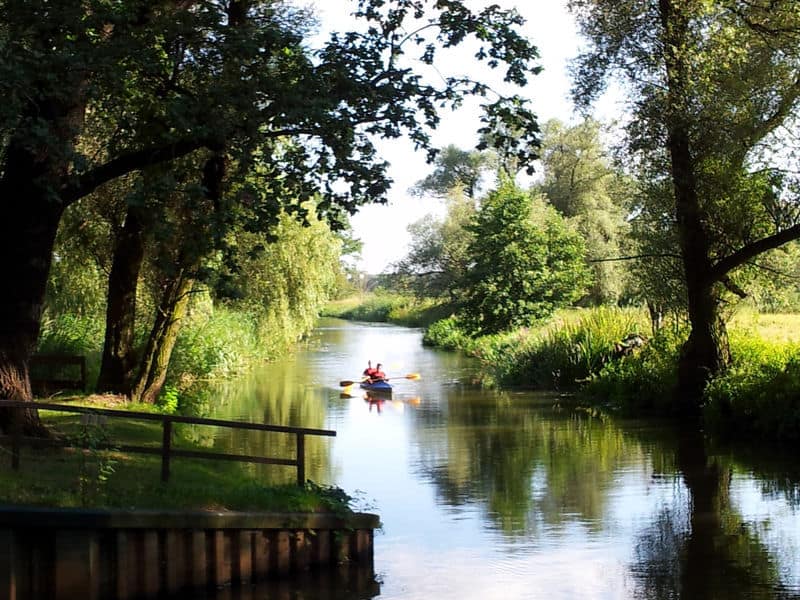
[631,428,800,599]
[202,319,800,599]
[176,565,380,600]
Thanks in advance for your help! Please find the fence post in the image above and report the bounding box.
[11,416,20,471]
[296,433,305,486]
[161,417,172,482]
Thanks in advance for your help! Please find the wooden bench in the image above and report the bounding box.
[29,354,86,394]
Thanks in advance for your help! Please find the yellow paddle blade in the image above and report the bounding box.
[404,373,421,380]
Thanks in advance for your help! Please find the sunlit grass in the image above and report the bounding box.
[322,293,451,327]
[0,397,352,513]
[729,308,800,343]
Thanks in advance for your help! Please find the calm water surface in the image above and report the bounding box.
[204,318,800,599]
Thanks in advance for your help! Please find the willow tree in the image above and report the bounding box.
[0,0,542,432]
[537,118,632,305]
[570,0,800,409]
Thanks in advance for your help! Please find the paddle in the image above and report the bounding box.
[338,373,420,387]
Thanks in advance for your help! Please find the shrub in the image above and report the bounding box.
[37,314,105,389]
[486,307,649,389]
[584,327,685,414]
[168,306,260,384]
[422,316,470,350]
[703,335,800,442]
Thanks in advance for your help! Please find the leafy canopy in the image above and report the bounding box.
[461,181,589,335]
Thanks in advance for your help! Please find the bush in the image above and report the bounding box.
[704,335,800,442]
[37,314,105,389]
[422,316,471,350]
[169,306,260,385]
[486,307,649,389]
[584,327,685,414]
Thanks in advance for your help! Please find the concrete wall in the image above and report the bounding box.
[0,507,379,600]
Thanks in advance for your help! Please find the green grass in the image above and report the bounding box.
[729,308,800,343]
[322,293,452,327]
[704,333,800,442]
[0,398,353,514]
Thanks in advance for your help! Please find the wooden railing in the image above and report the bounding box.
[0,400,335,486]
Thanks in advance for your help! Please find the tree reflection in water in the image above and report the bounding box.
[412,390,800,597]
[631,428,797,599]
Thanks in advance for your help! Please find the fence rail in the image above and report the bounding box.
[0,400,335,486]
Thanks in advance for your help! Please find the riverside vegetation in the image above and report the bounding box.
[327,294,800,444]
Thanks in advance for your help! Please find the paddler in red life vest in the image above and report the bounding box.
[370,363,387,383]
[363,360,378,380]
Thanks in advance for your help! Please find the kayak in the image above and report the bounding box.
[360,380,392,395]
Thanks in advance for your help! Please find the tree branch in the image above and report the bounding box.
[710,223,800,281]
[61,138,213,207]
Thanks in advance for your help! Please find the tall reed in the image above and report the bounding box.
[482,307,649,389]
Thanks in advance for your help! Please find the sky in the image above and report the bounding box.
[309,1,620,274]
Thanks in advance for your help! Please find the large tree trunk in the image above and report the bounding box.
[96,205,146,394]
[0,146,66,435]
[677,283,731,411]
[659,0,730,412]
[129,272,194,404]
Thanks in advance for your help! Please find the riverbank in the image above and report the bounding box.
[328,295,800,443]
[0,395,354,515]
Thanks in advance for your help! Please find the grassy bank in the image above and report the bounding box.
[1,396,353,514]
[419,305,800,443]
[322,293,452,327]
[37,300,322,411]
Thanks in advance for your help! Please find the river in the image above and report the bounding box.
[202,318,800,599]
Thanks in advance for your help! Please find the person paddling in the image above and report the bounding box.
[369,363,387,384]
[363,360,378,379]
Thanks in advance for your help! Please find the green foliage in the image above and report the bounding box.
[704,336,800,442]
[461,181,590,335]
[37,314,104,356]
[393,189,476,301]
[409,145,495,199]
[584,328,686,414]
[37,314,105,389]
[422,316,473,351]
[572,0,800,399]
[169,304,259,385]
[484,307,648,389]
[324,293,451,328]
[69,417,118,507]
[157,386,180,414]
[0,0,545,408]
[537,118,632,305]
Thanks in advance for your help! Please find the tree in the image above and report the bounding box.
[570,0,800,409]
[537,118,632,304]
[0,0,542,432]
[393,189,476,300]
[410,145,495,199]
[461,181,589,335]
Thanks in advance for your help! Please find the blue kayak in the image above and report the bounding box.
[360,380,392,395]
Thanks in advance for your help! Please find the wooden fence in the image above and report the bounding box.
[0,400,335,486]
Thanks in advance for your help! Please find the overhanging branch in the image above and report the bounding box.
[710,223,800,281]
[62,138,213,206]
